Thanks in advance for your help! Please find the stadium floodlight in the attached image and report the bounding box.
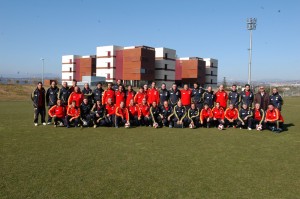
[40,58,45,84]
[247,18,257,85]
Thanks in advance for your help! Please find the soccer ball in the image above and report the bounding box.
[125,122,130,128]
[82,120,88,126]
[218,124,224,130]
[153,122,159,128]
[256,124,263,131]
[189,123,195,129]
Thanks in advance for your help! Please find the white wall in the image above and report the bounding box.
[203,58,218,86]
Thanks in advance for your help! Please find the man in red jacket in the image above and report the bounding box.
[128,99,140,126]
[68,86,84,107]
[215,84,228,109]
[125,85,136,107]
[48,99,66,127]
[265,103,284,133]
[102,83,115,105]
[134,87,147,105]
[200,103,213,128]
[115,101,130,128]
[147,82,159,105]
[224,104,239,128]
[65,100,80,128]
[138,98,151,126]
[115,85,126,107]
[212,102,225,128]
[180,84,192,107]
[105,98,116,127]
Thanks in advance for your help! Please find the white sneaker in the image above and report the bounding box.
[34,123,38,126]
[94,125,97,128]
[54,125,57,128]
[248,127,252,130]
[47,122,51,125]
[42,122,47,126]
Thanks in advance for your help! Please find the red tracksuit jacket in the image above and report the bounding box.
[105,104,116,116]
[215,90,228,109]
[147,88,159,105]
[48,105,66,118]
[115,107,129,121]
[67,106,80,119]
[68,92,84,107]
[138,104,150,117]
[265,108,284,122]
[128,104,139,117]
[180,89,192,106]
[102,89,115,105]
[115,91,125,107]
[212,107,225,119]
[134,92,147,105]
[200,108,213,123]
[126,91,136,107]
[224,108,239,120]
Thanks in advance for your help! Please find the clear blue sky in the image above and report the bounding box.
[0,0,299,81]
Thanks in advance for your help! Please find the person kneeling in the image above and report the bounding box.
[80,98,93,127]
[265,104,284,133]
[173,101,188,128]
[237,104,253,130]
[252,103,265,131]
[65,100,80,128]
[212,102,225,129]
[91,100,107,128]
[187,103,200,129]
[200,103,213,128]
[150,101,162,128]
[115,102,130,128]
[138,98,151,126]
[48,99,66,127]
[224,104,239,128]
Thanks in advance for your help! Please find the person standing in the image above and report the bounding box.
[240,84,254,109]
[169,83,181,107]
[82,83,93,105]
[102,83,115,105]
[228,84,240,108]
[147,82,159,105]
[68,86,84,107]
[46,81,59,124]
[59,82,70,106]
[159,83,170,106]
[134,87,147,105]
[115,85,126,107]
[270,88,284,111]
[203,86,215,108]
[93,82,104,104]
[215,84,228,110]
[191,82,205,110]
[254,86,270,111]
[125,85,136,107]
[31,82,46,126]
[180,84,192,108]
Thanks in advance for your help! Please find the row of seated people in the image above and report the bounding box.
[49,96,284,133]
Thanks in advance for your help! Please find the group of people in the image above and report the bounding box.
[31,79,285,133]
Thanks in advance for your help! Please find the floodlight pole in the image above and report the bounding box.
[247,18,257,85]
[41,58,45,84]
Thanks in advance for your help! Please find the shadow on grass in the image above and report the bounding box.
[284,123,295,131]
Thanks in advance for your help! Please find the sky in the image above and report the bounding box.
[0,0,299,81]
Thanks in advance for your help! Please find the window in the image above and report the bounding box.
[107,51,111,57]
[211,62,214,67]
[69,76,72,81]
[211,71,213,75]
[107,62,111,68]
[165,53,168,59]
[164,75,167,81]
[211,79,213,84]
[69,68,72,72]
[69,59,72,63]
[107,73,110,79]
[141,68,146,74]
[164,64,167,70]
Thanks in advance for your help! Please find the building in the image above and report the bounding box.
[61,55,96,85]
[96,45,123,82]
[154,47,176,88]
[175,57,206,87]
[62,45,218,88]
[203,58,218,86]
[121,46,155,87]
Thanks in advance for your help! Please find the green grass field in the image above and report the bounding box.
[1,98,300,199]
